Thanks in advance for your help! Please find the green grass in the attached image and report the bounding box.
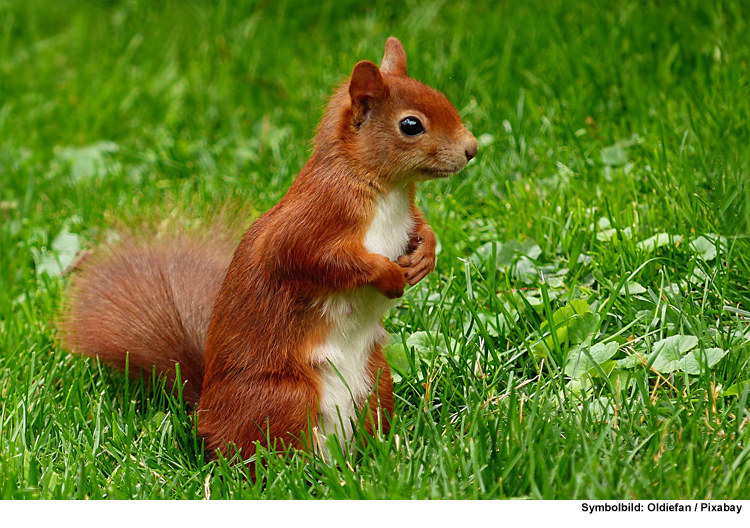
[2,0,750,499]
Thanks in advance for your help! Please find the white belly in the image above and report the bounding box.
[313,185,413,455]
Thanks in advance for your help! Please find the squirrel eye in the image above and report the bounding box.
[399,116,424,136]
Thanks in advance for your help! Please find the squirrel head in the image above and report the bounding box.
[316,37,478,185]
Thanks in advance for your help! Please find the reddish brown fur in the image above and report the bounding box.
[62,231,237,403]
[363,344,395,436]
[61,37,477,462]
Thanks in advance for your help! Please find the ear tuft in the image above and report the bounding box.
[349,60,387,125]
[380,37,407,76]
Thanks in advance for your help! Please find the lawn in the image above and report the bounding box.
[2,0,750,499]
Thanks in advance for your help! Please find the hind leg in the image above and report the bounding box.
[363,342,394,436]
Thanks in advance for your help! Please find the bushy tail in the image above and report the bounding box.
[60,230,236,403]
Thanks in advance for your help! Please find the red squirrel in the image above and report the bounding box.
[62,37,478,461]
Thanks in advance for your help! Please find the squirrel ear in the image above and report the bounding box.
[349,60,387,125]
[380,37,407,76]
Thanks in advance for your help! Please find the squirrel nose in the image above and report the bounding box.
[465,136,478,161]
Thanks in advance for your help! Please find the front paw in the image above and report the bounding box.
[372,259,406,299]
[397,237,436,286]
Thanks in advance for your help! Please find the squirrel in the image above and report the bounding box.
[61,37,478,462]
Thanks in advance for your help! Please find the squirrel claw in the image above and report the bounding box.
[407,235,423,254]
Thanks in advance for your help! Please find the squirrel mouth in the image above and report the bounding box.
[420,166,462,179]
